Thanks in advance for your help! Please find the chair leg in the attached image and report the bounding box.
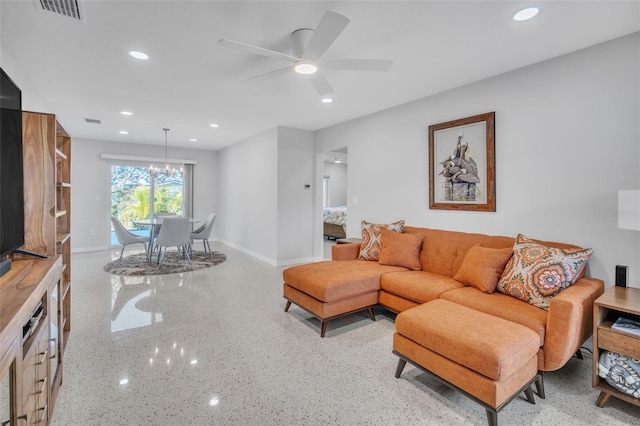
[118,245,126,267]
[184,244,192,264]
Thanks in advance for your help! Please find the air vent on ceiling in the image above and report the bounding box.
[85,118,101,124]
[37,0,84,22]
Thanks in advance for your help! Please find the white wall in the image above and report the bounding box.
[71,138,217,251]
[217,127,278,263]
[217,126,315,266]
[323,162,348,207]
[315,33,640,288]
[277,127,315,265]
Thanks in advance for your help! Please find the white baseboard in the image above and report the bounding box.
[73,239,319,268]
[216,239,277,266]
[72,246,108,253]
[277,257,316,267]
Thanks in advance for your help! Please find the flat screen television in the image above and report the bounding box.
[0,67,25,271]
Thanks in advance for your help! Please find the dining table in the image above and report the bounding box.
[133,217,201,260]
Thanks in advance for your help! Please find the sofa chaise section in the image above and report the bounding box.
[283,259,407,336]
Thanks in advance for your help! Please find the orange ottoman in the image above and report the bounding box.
[283,260,406,337]
[393,299,543,426]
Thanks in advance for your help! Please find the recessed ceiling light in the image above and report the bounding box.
[321,98,334,103]
[121,111,133,116]
[210,124,219,128]
[294,62,318,75]
[119,130,128,134]
[129,50,149,60]
[190,138,197,142]
[513,7,539,21]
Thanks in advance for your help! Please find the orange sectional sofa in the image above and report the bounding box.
[283,226,605,372]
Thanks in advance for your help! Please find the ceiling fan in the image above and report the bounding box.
[217,10,392,97]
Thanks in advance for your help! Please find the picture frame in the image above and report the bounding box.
[428,111,495,211]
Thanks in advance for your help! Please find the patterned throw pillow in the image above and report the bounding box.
[358,220,405,261]
[496,234,593,310]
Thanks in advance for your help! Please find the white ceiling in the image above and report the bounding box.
[1,1,638,151]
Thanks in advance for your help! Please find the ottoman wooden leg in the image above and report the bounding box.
[486,410,498,426]
[395,358,407,378]
[285,301,291,312]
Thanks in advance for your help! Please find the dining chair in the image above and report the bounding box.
[190,213,216,256]
[153,213,180,236]
[154,217,192,266]
[111,216,151,266]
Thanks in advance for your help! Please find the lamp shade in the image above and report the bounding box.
[618,189,640,231]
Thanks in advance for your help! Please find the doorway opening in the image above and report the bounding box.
[322,147,348,259]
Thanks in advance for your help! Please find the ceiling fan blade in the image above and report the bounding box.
[308,73,334,96]
[321,59,392,72]
[245,66,293,82]
[218,39,298,63]
[303,10,350,61]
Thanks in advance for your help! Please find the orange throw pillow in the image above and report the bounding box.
[453,245,513,293]
[378,228,423,270]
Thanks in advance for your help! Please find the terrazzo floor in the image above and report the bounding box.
[51,242,640,425]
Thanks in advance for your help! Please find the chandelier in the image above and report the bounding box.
[150,128,183,176]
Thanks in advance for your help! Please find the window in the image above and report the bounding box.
[110,163,191,246]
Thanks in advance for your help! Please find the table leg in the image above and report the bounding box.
[148,225,155,264]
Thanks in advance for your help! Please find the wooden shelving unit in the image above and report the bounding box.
[593,286,640,408]
[15,110,72,423]
[55,122,71,365]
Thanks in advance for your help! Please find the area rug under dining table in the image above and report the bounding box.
[103,251,226,276]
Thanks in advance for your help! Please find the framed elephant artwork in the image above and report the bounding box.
[428,111,496,212]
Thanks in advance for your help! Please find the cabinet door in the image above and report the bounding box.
[21,324,49,426]
[0,337,19,426]
[48,281,60,390]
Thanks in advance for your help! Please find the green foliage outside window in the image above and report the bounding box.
[111,165,183,229]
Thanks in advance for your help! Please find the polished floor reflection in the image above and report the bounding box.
[51,242,639,425]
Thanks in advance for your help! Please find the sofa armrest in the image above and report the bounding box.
[332,243,361,260]
[543,277,604,371]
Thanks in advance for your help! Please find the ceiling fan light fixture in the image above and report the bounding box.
[513,7,539,21]
[129,50,149,60]
[294,62,318,75]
